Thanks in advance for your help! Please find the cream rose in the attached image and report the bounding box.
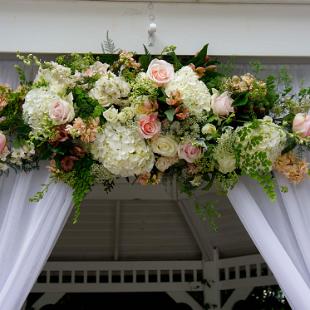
[48,94,75,125]
[292,113,310,137]
[103,106,119,123]
[202,124,217,136]
[146,59,174,86]
[217,154,236,174]
[211,90,234,117]
[151,135,178,157]
[138,113,161,139]
[178,143,202,163]
[155,156,178,172]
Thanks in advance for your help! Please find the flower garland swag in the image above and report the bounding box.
[0,44,309,223]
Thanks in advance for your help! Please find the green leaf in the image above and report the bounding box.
[164,108,176,121]
[187,44,209,67]
[138,44,152,71]
[233,92,249,107]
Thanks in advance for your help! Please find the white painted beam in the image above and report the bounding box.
[1,1,310,56]
[167,291,204,310]
[178,200,215,260]
[113,201,121,260]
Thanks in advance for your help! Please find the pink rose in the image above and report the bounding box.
[49,98,75,125]
[293,113,310,137]
[146,59,174,86]
[0,133,6,154]
[138,113,161,139]
[178,143,202,163]
[211,90,234,117]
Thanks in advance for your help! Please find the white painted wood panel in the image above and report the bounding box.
[0,1,310,56]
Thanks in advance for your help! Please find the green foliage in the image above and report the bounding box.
[0,90,30,136]
[195,201,221,232]
[233,92,249,107]
[139,45,152,71]
[101,31,119,54]
[58,156,95,224]
[56,53,97,73]
[164,108,175,121]
[187,44,209,67]
[29,181,52,203]
[249,60,265,76]
[14,65,29,86]
[72,87,102,119]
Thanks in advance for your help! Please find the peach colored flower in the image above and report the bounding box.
[166,90,182,106]
[139,99,159,114]
[0,96,8,111]
[187,163,201,175]
[71,145,86,158]
[73,117,99,143]
[138,113,161,139]
[147,59,174,86]
[0,133,6,154]
[292,113,310,137]
[178,143,202,163]
[274,152,309,184]
[137,173,151,185]
[155,156,178,172]
[175,106,190,120]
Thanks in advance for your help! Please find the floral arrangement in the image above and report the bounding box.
[0,43,309,222]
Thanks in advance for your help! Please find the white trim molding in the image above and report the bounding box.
[1,1,310,56]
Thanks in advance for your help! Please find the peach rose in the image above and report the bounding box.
[138,113,161,139]
[0,133,6,154]
[211,90,234,117]
[49,98,75,125]
[146,59,174,86]
[178,143,202,163]
[292,113,310,137]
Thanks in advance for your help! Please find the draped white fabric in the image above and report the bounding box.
[227,62,310,310]
[228,173,310,309]
[0,63,72,310]
[0,168,73,310]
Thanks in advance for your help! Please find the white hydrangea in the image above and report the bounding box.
[91,122,155,177]
[165,66,211,116]
[23,88,74,133]
[89,73,130,107]
[34,62,74,95]
[236,116,287,168]
[10,142,35,166]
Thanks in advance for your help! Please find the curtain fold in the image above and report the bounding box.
[0,168,73,310]
[228,171,310,310]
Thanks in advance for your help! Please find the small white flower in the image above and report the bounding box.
[89,73,130,107]
[103,107,119,123]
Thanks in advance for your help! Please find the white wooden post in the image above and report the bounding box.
[203,249,220,309]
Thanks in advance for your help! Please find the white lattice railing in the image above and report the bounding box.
[32,254,276,293]
[218,254,276,290]
[32,261,204,293]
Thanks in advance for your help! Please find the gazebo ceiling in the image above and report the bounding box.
[50,183,257,262]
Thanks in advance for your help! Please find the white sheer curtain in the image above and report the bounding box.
[228,173,310,309]
[0,60,72,310]
[0,168,73,310]
[228,63,310,309]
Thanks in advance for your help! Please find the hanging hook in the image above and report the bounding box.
[147,2,156,47]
